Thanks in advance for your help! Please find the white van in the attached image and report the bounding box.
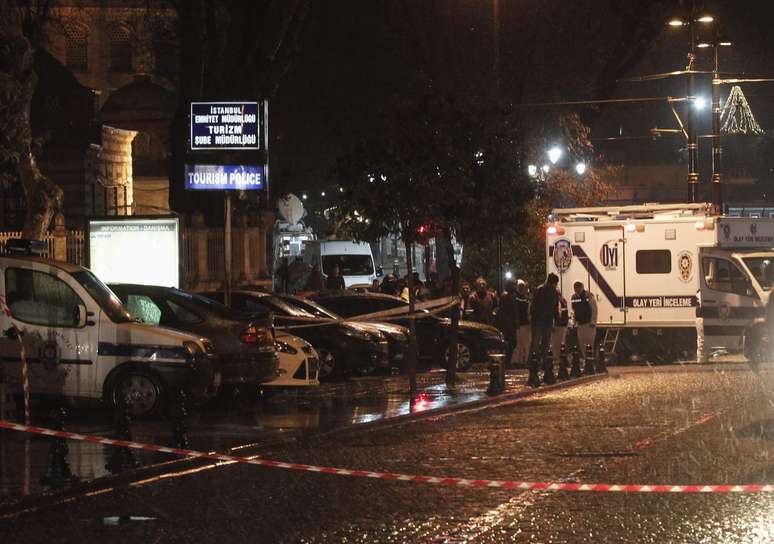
[0,241,219,416]
[302,240,379,288]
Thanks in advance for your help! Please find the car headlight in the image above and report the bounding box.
[275,341,298,355]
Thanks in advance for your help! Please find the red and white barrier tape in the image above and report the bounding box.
[0,419,771,494]
[0,295,30,425]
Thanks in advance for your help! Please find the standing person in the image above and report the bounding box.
[571,281,598,354]
[460,281,473,317]
[470,277,497,325]
[551,297,569,365]
[304,262,324,292]
[326,264,346,291]
[514,280,531,367]
[380,273,398,295]
[530,273,560,356]
[497,280,519,367]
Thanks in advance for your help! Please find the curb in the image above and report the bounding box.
[0,373,606,517]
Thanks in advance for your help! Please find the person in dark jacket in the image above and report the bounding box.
[325,264,346,291]
[550,297,569,365]
[530,273,560,356]
[497,280,520,366]
[470,277,498,325]
[304,262,324,292]
[514,279,531,367]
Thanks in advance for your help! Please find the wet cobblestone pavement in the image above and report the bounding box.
[4,361,774,543]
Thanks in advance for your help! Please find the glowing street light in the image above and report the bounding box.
[547,146,563,165]
[302,194,308,200]
[575,162,587,175]
[320,191,326,197]
[528,164,538,177]
[504,270,513,280]
[541,164,550,174]
[694,96,707,110]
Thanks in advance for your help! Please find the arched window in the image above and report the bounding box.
[108,23,132,72]
[64,23,89,71]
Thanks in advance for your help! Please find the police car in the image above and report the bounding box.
[0,239,219,416]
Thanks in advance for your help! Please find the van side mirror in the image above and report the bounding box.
[75,304,88,327]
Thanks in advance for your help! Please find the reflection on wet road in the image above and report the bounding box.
[0,368,510,501]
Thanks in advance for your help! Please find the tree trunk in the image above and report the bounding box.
[404,238,418,394]
[20,152,63,240]
[444,227,459,386]
[0,25,62,240]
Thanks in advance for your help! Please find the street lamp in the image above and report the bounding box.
[548,146,563,165]
[667,10,715,203]
[528,164,538,177]
[693,96,708,110]
[575,162,587,175]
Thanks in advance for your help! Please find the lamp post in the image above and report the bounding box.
[668,11,714,202]
[698,35,732,212]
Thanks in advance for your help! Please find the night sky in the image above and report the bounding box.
[271,0,774,201]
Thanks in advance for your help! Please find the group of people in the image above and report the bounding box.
[460,274,598,368]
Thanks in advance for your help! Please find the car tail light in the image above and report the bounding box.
[240,325,273,347]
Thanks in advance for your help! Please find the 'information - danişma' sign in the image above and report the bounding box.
[190,102,259,151]
[185,164,265,191]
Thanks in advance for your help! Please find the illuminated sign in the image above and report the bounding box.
[88,217,179,288]
[190,101,259,151]
[184,164,265,190]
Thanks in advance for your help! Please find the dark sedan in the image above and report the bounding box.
[109,284,278,389]
[275,294,412,373]
[311,292,506,370]
[200,291,389,379]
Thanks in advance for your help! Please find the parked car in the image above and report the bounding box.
[200,290,389,379]
[0,240,217,417]
[311,292,507,370]
[275,294,412,372]
[263,331,320,387]
[108,284,278,394]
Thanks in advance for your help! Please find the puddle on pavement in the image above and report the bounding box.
[0,372,500,502]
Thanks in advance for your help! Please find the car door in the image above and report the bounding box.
[0,264,100,397]
[699,250,760,353]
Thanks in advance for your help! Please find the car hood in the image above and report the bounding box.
[439,318,501,334]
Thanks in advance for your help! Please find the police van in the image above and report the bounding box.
[0,240,219,416]
[544,203,774,362]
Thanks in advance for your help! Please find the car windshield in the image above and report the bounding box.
[182,290,263,320]
[322,254,373,276]
[264,295,316,318]
[71,271,133,323]
[283,296,340,319]
[743,257,774,290]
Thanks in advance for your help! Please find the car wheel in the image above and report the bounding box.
[445,342,473,371]
[109,370,165,417]
[317,348,338,379]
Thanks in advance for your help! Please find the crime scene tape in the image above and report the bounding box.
[1,419,771,494]
[0,294,30,425]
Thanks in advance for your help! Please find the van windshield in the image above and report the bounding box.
[322,255,373,276]
[743,257,774,290]
[71,270,134,323]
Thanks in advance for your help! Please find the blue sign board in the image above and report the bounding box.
[185,164,265,191]
[190,101,259,151]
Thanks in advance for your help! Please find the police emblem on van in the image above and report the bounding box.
[677,250,693,282]
[553,239,572,272]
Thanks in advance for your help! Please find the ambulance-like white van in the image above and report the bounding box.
[0,240,219,416]
[544,203,774,362]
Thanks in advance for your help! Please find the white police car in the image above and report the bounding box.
[0,240,218,416]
